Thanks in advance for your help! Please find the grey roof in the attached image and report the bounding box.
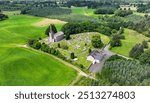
[89,50,106,61]
[54,31,64,37]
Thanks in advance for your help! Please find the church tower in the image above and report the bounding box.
[48,25,55,44]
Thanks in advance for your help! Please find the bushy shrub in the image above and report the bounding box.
[94,7,116,14]
[115,10,133,17]
[91,34,103,48]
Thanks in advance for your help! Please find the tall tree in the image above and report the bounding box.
[91,34,103,48]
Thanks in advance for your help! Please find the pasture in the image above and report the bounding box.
[0,14,77,85]
[111,29,149,57]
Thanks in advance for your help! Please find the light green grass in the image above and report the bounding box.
[71,7,113,17]
[111,29,149,57]
[0,47,76,86]
[0,14,77,86]
[51,32,110,68]
[3,11,21,15]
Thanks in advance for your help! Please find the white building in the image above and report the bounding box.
[87,50,106,64]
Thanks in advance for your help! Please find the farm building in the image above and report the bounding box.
[87,50,106,64]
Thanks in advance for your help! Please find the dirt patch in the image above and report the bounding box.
[33,18,67,27]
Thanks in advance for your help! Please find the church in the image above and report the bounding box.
[48,25,64,43]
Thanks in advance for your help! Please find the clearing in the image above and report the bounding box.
[111,29,150,57]
[33,18,67,27]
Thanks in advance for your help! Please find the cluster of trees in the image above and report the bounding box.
[65,0,119,9]
[91,34,103,48]
[139,49,150,65]
[61,22,99,40]
[45,24,57,36]
[110,28,125,47]
[99,16,127,31]
[0,0,61,11]
[21,7,71,17]
[114,9,133,17]
[137,2,150,13]
[126,15,150,33]
[129,43,144,59]
[94,7,116,14]
[97,58,150,86]
[61,18,127,40]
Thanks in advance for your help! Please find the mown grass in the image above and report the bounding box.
[0,14,77,86]
[111,29,149,57]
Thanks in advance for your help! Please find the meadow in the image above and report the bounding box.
[0,14,77,86]
[111,29,150,57]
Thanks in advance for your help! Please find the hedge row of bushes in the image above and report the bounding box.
[28,39,86,71]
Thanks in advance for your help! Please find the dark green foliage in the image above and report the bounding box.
[107,55,126,61]
[98,59,150,86]
[125,15,150,33]
[91,34,103,48]
[88,48,92,54]
[79,64,84,69]
[96,26,112,36]
[61,22,98,35]
[129,43,144,59]
[41,43,49,52]
[51,24,57,34]
[0,13,8,21]
[94,7,116,14]
[57,43,60,48]
[50,14,100,23]
[139,49,150,65]
[110,34,122,47]
[99,16,127,30]
[61,21,114,37]
[142,40,148,48]
[65,34,71,40]
[60,44,69,50]
[115,10,133,17]
[33,42,41,49]
[137,3,150,13]
[28,39,41,50]
[21,7,71,17]
[45,24,57,36]
[45,26,50,36]
[70,52,75,59]
[65,0,119,9]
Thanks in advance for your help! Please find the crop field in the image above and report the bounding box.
[0,14,77,86]
[51,32,110,69]
[111,29,149,57]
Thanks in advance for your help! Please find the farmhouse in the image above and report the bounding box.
[49,27,64,43]
[87,50,106,64]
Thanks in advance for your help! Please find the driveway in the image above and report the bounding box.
[89,44,115,73]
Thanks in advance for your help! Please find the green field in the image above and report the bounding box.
[0,14,77,86]
[111,29,149,57]
[71,7,113,17]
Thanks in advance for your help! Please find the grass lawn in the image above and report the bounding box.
[51,32,110,69]
[0,14,77,86]
[111,29,150,57]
